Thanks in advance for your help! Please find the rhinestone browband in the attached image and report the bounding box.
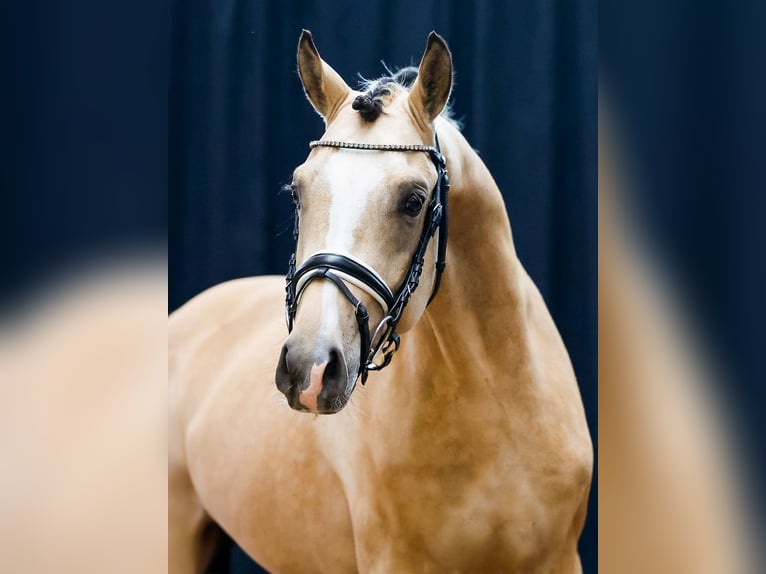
[309,140,440,155]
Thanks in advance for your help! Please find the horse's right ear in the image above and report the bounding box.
[297,30,351,121]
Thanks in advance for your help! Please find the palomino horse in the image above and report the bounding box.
[169,31,592,573]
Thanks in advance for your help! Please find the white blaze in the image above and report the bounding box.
[318,151,385,340]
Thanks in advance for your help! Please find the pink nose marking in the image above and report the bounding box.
[299,361,327,412]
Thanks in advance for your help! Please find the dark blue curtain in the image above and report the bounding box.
[169,1,597,572]
[2,0,167,309]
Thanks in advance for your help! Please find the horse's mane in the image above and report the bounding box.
[354,66,460,128]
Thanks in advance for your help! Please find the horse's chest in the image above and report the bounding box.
[349,455,549,569]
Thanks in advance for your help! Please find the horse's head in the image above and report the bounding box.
[275,30,453,414]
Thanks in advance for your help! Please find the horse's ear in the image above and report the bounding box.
[408,32,453,124]
[297,30,350,121]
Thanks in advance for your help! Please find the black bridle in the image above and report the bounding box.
[285,135,450,384]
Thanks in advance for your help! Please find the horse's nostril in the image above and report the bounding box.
[319,346,348,398]
[323,348,340,386]
[275,344,292,394]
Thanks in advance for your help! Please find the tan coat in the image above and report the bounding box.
[169,32,592,574]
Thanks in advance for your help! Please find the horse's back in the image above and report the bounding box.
[169,276,357,574]
[170,275,285,361]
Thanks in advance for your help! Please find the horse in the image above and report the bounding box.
[169,30,593,573]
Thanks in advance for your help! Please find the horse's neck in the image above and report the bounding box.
[419,121,528,371]
[357,123,537,445]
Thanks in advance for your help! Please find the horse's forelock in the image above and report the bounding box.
[352,77,401,123]
[353,68,458,127]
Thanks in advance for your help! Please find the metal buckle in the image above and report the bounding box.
[367,316,398,371]
[367,332,400,372]
[380,332,400,359]
[369,316,393,353]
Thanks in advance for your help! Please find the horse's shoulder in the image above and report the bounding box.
[168,276,286,460]
[169,276,281,346]
[171,274,281,324]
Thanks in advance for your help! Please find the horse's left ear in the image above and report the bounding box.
[297,29,351,121]
[408,32,453,124]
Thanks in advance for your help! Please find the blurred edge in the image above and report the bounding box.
[1,0,169,571]
[0,257,168,573]
[599,0,766,571]
[599,109,759,573]
[3,0,766,572]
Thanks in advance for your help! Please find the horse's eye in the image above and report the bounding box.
[403,194,425,216]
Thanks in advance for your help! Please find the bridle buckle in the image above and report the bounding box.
[365,327,400,378]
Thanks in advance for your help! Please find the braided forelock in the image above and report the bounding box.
[351,67,459,128]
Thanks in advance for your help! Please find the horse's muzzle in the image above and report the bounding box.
[275,338,351,414]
